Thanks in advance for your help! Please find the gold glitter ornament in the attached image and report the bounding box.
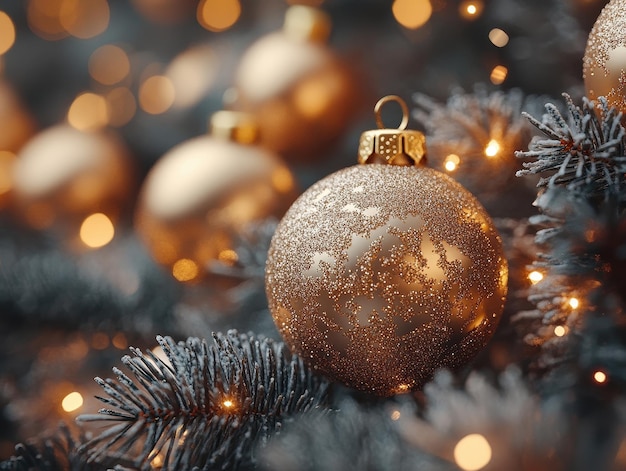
[228,5,361,163]
[265,96,508,396]
[583,0,626,115]
[135,111,298,284]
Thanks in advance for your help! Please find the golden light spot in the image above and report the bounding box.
[0,11,16,55]
[568,297,580,309]
[89,45,130,85]
[218,249,239,266]
[172,258,199,282]
[293,77,334,119]
[444,154,460,172]
[60,0,110,39]
[197,0,241,32]
[272,166,295,193]
[151,453,164,468]
[454,434,492,471]
[27,0,69,40]
[391,410,401,420]
[594,370,607,384]
[112,332,128,349]
[139,75,175,115]
[459,1,483,19]
[68,92,109,131]
[490,65,508,85]
[222,399,235,408]
[0,151,15,196]
[484,139,500,158]
[105,87,137,127]
[488,28,509,47]
[554,325,566,337]
[528,270,543,284]
[61,391,84,412]
[392,0,432,30]
[79,213,115,248]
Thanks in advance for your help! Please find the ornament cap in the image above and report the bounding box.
[209,110,259,145]
[358,95,426,166]
[283,5,331,43]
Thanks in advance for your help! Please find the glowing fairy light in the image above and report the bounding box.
[390,410,401,420]
[554,325,566,337]
[459,1,483,19]
[454,434,492,471]
[568,297,580,309]
[528,270,543,284]
[80,213,115,248]
[593,371,607,384]
[222,399,236,409]
[484,139,500,158]
[444,154,460,172]
[62,391,84,412]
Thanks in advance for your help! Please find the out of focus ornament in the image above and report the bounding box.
[11,125,134,248]
[583,0,626,115]
[265,96,508,396]
[135,111,298,284]
[229,5,361,163]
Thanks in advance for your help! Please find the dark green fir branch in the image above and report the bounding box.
[77,331,329,471]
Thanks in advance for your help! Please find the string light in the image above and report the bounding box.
[568,297,580,309]
[484,139,500,158]
[488,28,509,48]
[444,154,460,172]
[61,391,84,412]
[554,325,566,337]
[593,370,607,384]
[528,270,544,284]
[490,65,508,85]
[392,0,432,30]
[454,434,492,471]
[80,213,115,248]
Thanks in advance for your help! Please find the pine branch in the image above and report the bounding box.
[77,331,329,470]
[516,94,626,208]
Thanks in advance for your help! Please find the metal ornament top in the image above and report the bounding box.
[358,95,426,166]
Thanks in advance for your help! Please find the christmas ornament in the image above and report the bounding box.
[135,111,297,283]
[583,0,626,115]
[229,5,361,163]
[12,125,134,247]
[265,96,508,396]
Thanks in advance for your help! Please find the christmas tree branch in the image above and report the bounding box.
[78,331,329,470]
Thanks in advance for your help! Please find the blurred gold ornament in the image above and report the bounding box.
[583,0,626,115]
[229,5,361,163]
[135,111,298,283]
[265,96,508,396]
[12,125,134,247]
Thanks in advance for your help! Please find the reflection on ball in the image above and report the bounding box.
[266,164,507,396]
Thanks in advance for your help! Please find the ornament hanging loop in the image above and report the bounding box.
[374,95,409,130]
[358,95,425,166]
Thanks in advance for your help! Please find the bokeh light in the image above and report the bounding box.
[528,270,543,284]
[0,11,16,55]
[489,28,509,48]
[27,0,69,40]
[490,65,508,85]
[594,370,607,384]
[459,1,483,19]
[392,0,433,30]
[454,434,492,471]
[568,297,580,309]
[80,213,115,248]
[484,139,500,158]
[60,0,110,39]
[68,92,109,131]
[554,325,566,337]
[139,75,176,114]
[61,391,84,412]
[444,154,460,172]
[197,0,241,32]
[172,258,199,282]
[89,45,131,85]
